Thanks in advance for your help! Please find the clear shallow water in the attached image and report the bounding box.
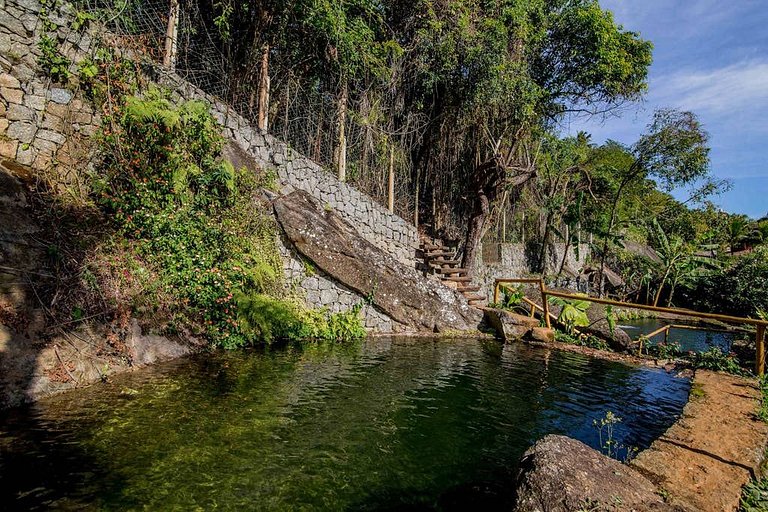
[619,318,736,353]
[0,337,690,511]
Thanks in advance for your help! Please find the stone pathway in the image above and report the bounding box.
[631,370,768,511]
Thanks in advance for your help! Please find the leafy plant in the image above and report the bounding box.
[38,35,71,82]
[605,304,616,336]
[692,347,744,375]
[593,411,638,462]
[549,295,591,334]
[71,10,96,32]
[646,340,681,360]
[554,330,609,351]
[92,91,285,347]
[236,294,366,345]
[741,474,768,512]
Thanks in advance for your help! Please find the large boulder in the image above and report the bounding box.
[581,303,636,353]
[515,435,678,512]
[482,308,539,341]
[273,190,481,332]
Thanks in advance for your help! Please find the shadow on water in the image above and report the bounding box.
[0,337,691,511]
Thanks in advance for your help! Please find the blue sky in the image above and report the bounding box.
[566,0,768,219]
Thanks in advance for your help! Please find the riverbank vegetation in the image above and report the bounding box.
[73,0,767,320]
[28,48,367,347]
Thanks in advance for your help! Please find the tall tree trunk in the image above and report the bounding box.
[666,275,680,308]
[163,0,180,70]
[257,44,270,132]
[652,264,673,307]
[335,79,348,182]
[463,191,490,278]
[557,224,571,275]
[598,179,628,296]
[538,211,554,274]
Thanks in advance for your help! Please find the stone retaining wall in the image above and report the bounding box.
[475,242,591,300]
[1,0,419,331]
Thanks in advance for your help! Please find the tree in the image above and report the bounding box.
[596,109,713,296]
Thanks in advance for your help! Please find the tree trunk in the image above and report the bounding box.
[257,44,270,132]
[462,191,490,279]
[557,224,571,275]
[598,179,628,296]
[652,264,673,307]
[163,0,180,70]
[666,275,679,308]
[335,79,348,182]
[538,211,554,274]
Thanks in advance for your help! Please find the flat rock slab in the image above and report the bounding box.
[631,370,768,511]
[273,190,481,332]
[515,434,677,511]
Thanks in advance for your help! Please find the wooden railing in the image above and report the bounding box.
[492,278,768,375]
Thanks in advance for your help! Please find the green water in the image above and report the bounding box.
[0,337,690,511]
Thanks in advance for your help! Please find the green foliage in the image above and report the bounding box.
[93,92,285,347]
[692,347,744,375]
[549,295,591,334]
[757,374,768,423]
[605,305,616,336]
[690,246,768,318]
[554,330,609,351]
[236,294,366,346]
[490,284,527,313]
[592,411,637,462]
[740,476,768,512]
[71,10,96,32]
[37,35,71,82]
[645,340,681,360]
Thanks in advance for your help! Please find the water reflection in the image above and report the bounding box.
[0,337,690,511]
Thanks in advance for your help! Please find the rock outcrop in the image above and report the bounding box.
[515,435,677,512]
[581,303,636,353]
[482,308,540,341]
[273,190,481,332]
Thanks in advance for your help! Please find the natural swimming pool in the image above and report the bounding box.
[0,337,690,511]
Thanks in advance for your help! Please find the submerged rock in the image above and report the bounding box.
[273,190,481,332]
[514,435,677,512]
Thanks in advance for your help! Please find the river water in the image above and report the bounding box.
[0,337,690,511]
[618,318,736,353]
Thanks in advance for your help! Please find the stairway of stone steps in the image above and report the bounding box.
[417,236,486,307]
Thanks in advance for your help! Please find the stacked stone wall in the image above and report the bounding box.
[0,0,418,331]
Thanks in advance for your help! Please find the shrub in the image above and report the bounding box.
[692,347,744,375]
[92,91,284,346]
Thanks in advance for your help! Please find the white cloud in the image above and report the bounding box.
[652,60,768,116]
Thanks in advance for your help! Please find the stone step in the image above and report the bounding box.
[462,293,486,302]
[457,285,481,293]
[421,243,452,252]
[443,276,473,282]
[428,259,461,267]
[424,250,456,258]
[468,299,486,306]
[435,267,468,275]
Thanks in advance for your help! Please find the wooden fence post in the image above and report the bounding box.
[756,325,766,376]
[539,280,551,329]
